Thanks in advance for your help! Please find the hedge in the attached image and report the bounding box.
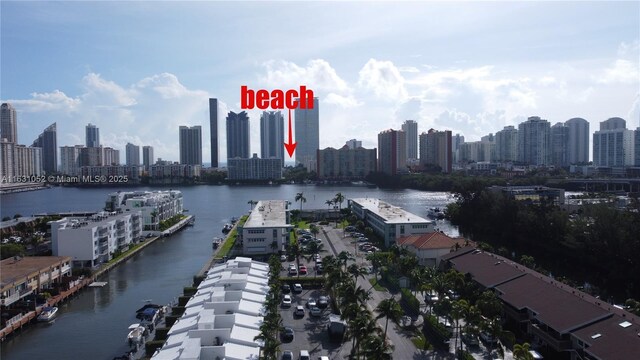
[145,340,165,356]
[401,288,420,314]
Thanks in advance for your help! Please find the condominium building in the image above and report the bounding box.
[0,256,72,306]
[259,111,284,167]
[31,123,57,174]
[459,141,495,163]
[316,146,377,179]
[402,120,418,161]
[80,165,143,182]
[518,116,551,166]
[125,143,140,166]
[13,145,43,177]
[1,103,18,143]
[50,211,143,267]
[60,145,84,176]
[151,257,269,360]
[209,98,219,168]
[419,129,452,173]
[551,122,569,167]
[104,190,184,230]
[179,125,202,165]
[565,117,589,164]
[345,139,362,149]
[142,145,154,170]
[295,97,319,171]
[85,123,100,147]
[349,198,434,247]
[226,111,250,160]
[635,128,640,166]
[102,147,120,166]
[242,200,291,254]
[495,126,518,162]
[149,164,201,182]
[0,139,14,180]
[227,154,282,181]
[593,117,635,167]
[378,129,407,175]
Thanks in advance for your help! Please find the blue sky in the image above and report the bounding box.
[1,1,639,163]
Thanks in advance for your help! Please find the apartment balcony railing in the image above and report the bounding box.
[529,323,571,351]
[98,227,108,235]
[1,292,21,306]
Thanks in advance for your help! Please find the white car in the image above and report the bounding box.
[300,350,310,360]
[282,295,292,307]
[294,305,305,317]
[293,283,303,293]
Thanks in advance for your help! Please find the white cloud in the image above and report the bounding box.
[398,66,420,73]
[324,93,362,108]
[597,59,640,84]
[259,59,350,93]
[358,59,408,102]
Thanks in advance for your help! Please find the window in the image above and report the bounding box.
[273,229,278,238]
[400,225,405,234]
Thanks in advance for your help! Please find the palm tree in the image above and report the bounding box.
[295,192,306,211]
[361,333,394,360]
[513,342,535,360]
[334,192,345,210]
[309,224,320,238]
[247,200,257,211]
[347,263,369,284]
[325,199,334,210]
[375,297,403,340]
[451,299,469,352]
[337,250,355,271]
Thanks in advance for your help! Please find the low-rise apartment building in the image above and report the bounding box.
[349,198,434,247]
[50,211,143,267]
[227,154,282,181]
[151,257,269,360]
[397,232,470,267]
[0,256,72,306]
[104,190,184,230]
[241,200,292,255]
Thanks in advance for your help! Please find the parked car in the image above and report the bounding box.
[282,295,292,307]
[299,350,310,360]
[289,268,298,276]
[282,284,291,294]
[317,295,329,309]
[480,331,497,345]
[309,306,322,317]
[280,254,287,261]
[462,333,480,346]
[293,283,303,293]
[307,297,317,308]
[294,305,305,317]
[299,265,308,275]
[281,350,293,360]
[281,327,294,342]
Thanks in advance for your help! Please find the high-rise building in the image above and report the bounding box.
[495,126,518,162]
[13,145,42,177]
[593,117,635,167]
[518,116,551,166]
[0,139,15,179]
[345,139,362,149]
[32,122,57,174]
[102,147,120,166]
[419,129,452,173]
[550,122,569,167]
[565,118,589,165]
[260,111,284,167]
[125,143,140,166]
[378,129,406,175]
[227,154,282,180]
[179,126,202,165]
[209,98,218,168]
[1,103,17,143]
[295,97,319,170]
[635,128,640,166]
[142,146,154,169]
[402,120,418,161]
[452,133,465,164]
[317,146,377,179]
[79,146,102,167]
[226,111,250,160]
[85,123,100,148]
[459,141,495,163]
[60,145,84,176]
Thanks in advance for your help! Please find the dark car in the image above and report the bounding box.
[317,295,329,309]
[281,327,294,342]
[282,284,291,294]
[281,350,293,360]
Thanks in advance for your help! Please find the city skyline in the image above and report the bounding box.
[0,2,638,162]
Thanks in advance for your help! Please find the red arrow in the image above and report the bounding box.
[284,108,297,157]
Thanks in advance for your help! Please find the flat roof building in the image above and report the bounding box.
[349,198,434,247]
[241,200,292,255]
[397,232,470,267]
[1,256,72,306]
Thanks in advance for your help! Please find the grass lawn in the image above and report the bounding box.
[217,215,247,258]
[368,277,385,291]
[106,242,145,265]
[411,333,432,350]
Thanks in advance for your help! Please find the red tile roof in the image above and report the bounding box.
[397,232,469,250]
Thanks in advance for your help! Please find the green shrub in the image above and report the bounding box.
[183,286,197,297]
[145,340,165,356]
[401,288,420,313]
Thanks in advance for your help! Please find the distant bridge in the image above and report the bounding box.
[549,178,640,193]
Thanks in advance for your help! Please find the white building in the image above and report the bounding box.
[104,190,184,230]
[227,154,282,181]
[593,117,635,167]
[241,200,292,255]
[125,142,140,166]
[349,198,434,247]
[50,211,143,267]
[152,257,269,360]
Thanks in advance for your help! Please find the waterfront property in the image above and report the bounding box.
[348,198,434,247]
[397,232,470,267]
[0,256,72,307]
[104,190,184,230]
[488,185,566,205]
[50,211,143,267]
[152,257,268,360]
[241,200,292,255]
[441,248,640,360]
[227,154,283,181]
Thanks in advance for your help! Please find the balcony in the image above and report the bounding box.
[1,292,20,306]
[529,323,571,351]
[98,227,108,236]
[98,244,109,255]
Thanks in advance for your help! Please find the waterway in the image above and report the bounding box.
[0,184,458,360]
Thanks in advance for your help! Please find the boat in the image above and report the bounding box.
[37,306,58,322]
[426,207,446,220]
[135,303,161,319]
[212,237,223,249]
[222,223,233,234]
[230,217,238,224]
[127,323,147,346]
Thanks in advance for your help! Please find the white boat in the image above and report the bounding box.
[426,207,446,220]
[127,323,146,345]
[37,306,58,322]
[212,237,223,249]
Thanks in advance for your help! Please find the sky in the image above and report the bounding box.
[1,1,639,164]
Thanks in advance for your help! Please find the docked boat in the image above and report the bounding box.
[212,237,223,249]
[127,323,146,346]
[37,306,58,322]
[222,223,233,234]
[135,303,161,319]
[426,207,446,220]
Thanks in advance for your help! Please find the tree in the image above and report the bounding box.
[361,333,394,360]
[513,342,535,360]
[295,192,306,211]
[375,297,403,340]
[451,299,469,352]
[309,224,320,238]
[247,200,257,211]
[334,192,345,210]
[337,250,355,271]
[325,199,334,210]
[520,255,536,269]
[347,263,369,284]
[477,290,502,319]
